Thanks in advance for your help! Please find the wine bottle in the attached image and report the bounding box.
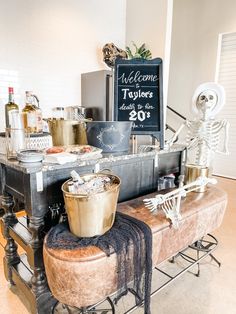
[22,91,37,133]
[5,87,19,128]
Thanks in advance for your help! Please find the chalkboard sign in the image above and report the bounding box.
[114,58,164,148]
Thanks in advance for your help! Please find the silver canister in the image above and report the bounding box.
[65,105,86,121]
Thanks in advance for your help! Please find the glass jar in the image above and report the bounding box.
[52,107,65,119]
[65,105,85,120]
[5,127,29,159]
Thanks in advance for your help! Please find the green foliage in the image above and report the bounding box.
[126,42,152,60]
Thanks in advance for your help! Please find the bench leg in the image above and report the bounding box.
[196,249,200,277]
[210,253,221,267]
[52,297,115,314]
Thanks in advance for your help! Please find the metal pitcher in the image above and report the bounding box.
[47,119,87,146]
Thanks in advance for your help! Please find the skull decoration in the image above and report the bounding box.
[192,82,225,119]
[102,43,127,68]
[196,90,218,118]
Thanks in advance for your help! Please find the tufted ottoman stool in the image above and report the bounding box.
[43,186,227,310]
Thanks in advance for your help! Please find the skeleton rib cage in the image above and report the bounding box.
[185,119,228,166]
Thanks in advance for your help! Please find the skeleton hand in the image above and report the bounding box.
[143,195,165,212]
[162,199,180,229]
[217,147,230,155]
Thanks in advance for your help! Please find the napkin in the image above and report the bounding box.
[44,152,77,164]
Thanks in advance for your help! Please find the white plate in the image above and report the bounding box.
[63,145,102,159]
[17,149,44,163]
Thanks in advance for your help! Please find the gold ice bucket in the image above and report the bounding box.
[61,173,121,237]
[47,119,87,146]
[185,164,209,193]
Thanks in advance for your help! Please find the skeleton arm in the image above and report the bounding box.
[143,177,217,228]
[144,177,217,211]
[216,120,230,154]
[162,175,184,228]
[166,122,186,148]
[175,175,184,218]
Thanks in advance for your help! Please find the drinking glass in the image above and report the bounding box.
[5,128,29,160]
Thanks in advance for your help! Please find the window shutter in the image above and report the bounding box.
[214,32,236,179]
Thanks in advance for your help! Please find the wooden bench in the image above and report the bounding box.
[43,186,227,310]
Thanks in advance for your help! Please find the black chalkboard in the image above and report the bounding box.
[114,58,164,148]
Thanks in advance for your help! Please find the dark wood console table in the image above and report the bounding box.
[0,146,185,314]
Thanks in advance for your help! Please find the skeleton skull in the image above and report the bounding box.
[102,43,127,68]
[192,82,225,119]
[196,90,218,118]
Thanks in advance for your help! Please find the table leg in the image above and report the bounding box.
[1,192,20,284]
[28,215,48,296]
[28,215,58,313]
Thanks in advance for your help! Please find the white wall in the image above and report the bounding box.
[168,0,236,123]
[126,0,171,108]
[0,0,126,130]
[167,0,236,176]
[126,0,168,59]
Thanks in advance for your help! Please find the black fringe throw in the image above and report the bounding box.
[46,212,153,314]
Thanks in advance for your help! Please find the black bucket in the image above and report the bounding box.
[86,121,133,153]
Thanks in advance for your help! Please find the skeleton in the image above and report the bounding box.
[143,176,217,228]
[167,82,229,167]
[102,43,127,68]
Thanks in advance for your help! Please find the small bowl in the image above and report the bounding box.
[17,149,45,163]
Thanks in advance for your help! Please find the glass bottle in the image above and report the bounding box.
[5,87,19,128]
[22,91,37,133]
[32,94,43,133]
[52,107,65,119]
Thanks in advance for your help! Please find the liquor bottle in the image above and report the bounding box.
[5,87,19,128]
[32,94,43,133]
[22,91,37,133]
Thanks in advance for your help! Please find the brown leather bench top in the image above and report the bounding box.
[43,185,227,308]
[44,186,227,263]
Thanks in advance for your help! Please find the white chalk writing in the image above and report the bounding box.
[118,103,135,110]
[118,71,157,84]
[121,88,153,100]
[129,109,151,122]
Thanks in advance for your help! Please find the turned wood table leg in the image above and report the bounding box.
[1,192,20,284]
[28,215,48,296]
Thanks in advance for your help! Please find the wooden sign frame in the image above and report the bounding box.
[114,58,164,148]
